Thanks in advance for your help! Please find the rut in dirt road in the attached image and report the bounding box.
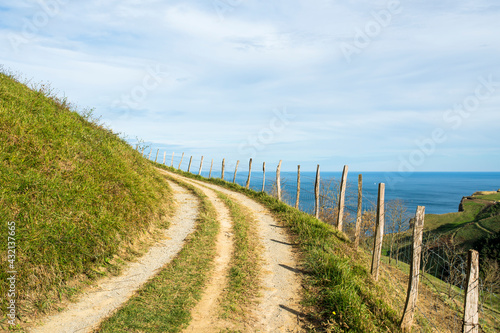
[29,181,199,333]
[180,179,235,333]
[162,170,304,333]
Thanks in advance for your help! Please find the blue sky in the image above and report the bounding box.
[1,0,499,172]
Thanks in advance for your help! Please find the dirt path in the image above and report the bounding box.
[29,180,199,333]
[163,171,304,332]
[180,179,234,332]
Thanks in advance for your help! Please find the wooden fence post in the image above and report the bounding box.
[154,149,159,163]
[187,156,193,173]
[178,152,184,169]
[400,206,425,331]
[163,151,166,165]
[246,158,252,189]
[141,147,145,157]
[198,156,204,175]
[314,164,320,219]
[295,165,301,209]
[209,159,213,178]
[354,174,363,249]
[337,165,349,231]
[221,158,225,180]
[171,152,174,167]
[462,250,479,333]
[276,160,282,201]
[371,183,385,281]
[148,149,152,160]
[233,160,240,183]
[262,162,266,192]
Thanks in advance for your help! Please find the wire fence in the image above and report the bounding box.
[143,148,499,332]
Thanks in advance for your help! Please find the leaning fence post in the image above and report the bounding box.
[371,183,385,281]
[209,159,213,178]
[337,165,348,231]
[462,250,479,333]
[295,165,301,209]
[221,158,225,180]
[233,160,240,183]
[400,206,425,331]
[276,160,282,201]
[262,162,266,192]
[163,151,166,165]
[198,156,204,175]
[354,174,363,249]
[246,158,252,189]
[187,156,193,173]
[314,164,320,219]
[154,149,159,163]
[141,147,145,157]
[178,152,184,169]
[148,149,152,160]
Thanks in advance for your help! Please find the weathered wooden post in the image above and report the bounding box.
[371,183,385,281]
[141,147,145,157]
[221,158,225,180]
[163,151,166,165]
[187,156,193,173]
[462,250,479,333]
[171,152,174,167]
[198,156,204,175]
[246,158,252,189]
[262,162,266,192]
[178,152,184,169]
[354,174,363,249]
[295,165,301,209]
[314,164,320,219]
[148,149,152,160]
[154,149,159,163]
[337,165,349,231]
[233,160,240,183]
[276,160,282,201]
[400,206,425,331]
[209,159,213,178]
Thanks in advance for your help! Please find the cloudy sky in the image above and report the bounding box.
[1,0,499,172]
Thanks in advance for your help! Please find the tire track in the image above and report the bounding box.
[163,170,304,332]
[29,180,198,333]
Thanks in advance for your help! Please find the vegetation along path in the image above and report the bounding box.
[29,181,199,333]
[162,170,304,332]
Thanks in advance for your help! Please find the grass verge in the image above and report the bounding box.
[96,176,219,332]
[155,165,401,332]
[217,192,262,326]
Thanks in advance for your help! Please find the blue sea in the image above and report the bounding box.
[198,170,500,215]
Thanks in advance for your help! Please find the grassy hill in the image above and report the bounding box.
[424,191,500,248]
[0,69,172,326]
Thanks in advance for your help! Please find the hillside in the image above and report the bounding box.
[0,70,172,326]
[424,190,500,249]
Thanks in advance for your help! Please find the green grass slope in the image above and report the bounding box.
[425,191,500,248]
[0,70,171,326]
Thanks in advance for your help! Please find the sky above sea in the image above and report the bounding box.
[1,1,499,171]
